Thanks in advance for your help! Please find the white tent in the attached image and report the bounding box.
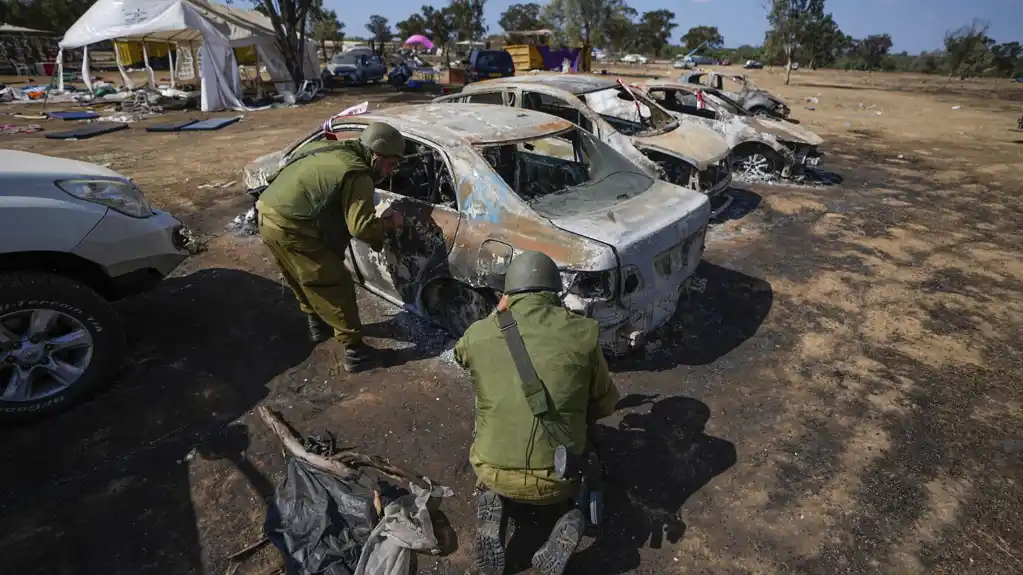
[59,0,318,111]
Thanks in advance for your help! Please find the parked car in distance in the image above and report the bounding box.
[679,70,791,118]
[433,76,734,209]
[323,51,387,85]
[620,54,649,65]
[466,49,515,83]
[743,60,764,69]
[0,151,191,422]
[243,104,711,355]
[633,79,826,180]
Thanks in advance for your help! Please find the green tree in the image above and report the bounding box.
[366,14,393,51]
[944,20,994,79]
[798,11,844,68]
[256,0,317,84]
[764,0,819,84]
[421,5,456,65]
[450,0,487,42]
[498,3,542,33]
[396,14,428,41]
[858,33,893,69]
[681,26,724,52]
[635,9,676,57]
[545,0,626,46]
[991,41,1022,77]
[310,6,343,59]
[604,5,638,53]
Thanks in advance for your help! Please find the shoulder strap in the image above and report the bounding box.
[266,142,353,186]
[498,309,551,417]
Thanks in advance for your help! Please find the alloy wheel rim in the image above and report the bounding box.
[0,308,94,403]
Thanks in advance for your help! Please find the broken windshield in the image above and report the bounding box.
[581,86,678,137]
[475,127,655,218]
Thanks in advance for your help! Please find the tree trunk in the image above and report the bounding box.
[785,53,793,85]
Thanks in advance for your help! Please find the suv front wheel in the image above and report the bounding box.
[0,272,125,423]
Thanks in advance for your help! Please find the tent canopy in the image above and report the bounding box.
[58,0,317,112]
[60,0,278,49]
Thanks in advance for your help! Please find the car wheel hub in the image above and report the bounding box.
[738,153,773,179]
[0,309,94,403]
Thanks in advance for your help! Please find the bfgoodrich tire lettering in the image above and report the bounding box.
[0,272,125,423]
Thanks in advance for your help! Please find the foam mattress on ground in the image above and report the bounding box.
[47,111,100,120]
[180,116,242,131]
[145,120,200,132]
[44,123,128,140]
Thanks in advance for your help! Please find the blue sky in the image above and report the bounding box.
[330,0,1022,54]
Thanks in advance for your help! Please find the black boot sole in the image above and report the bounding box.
[473,491,506,575]
[531,509,584,575]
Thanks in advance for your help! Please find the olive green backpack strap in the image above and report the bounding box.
[497,309,551,417]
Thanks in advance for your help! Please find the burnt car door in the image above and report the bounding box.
[335,127,461,306]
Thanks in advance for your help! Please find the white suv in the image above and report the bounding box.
[0,150,191,422]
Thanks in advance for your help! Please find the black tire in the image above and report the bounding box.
[0,272,125,423]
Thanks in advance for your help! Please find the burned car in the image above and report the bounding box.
[633,79,825,180]
[678,71,790,118]
[243,104,711,354]
[432,76,733,208]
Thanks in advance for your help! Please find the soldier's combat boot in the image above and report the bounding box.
[531,508,584,575]
[343,341,377,373]
[473,490,506,575]
[306,314,331,343]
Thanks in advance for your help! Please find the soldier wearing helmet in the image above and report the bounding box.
[453,251,620,575]
[256,122,406,372]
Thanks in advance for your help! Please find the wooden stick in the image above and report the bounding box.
[227,536,270,561]
[331,451,428,489]
[257,406,357,479]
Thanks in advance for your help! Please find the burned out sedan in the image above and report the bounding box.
[679,71,791,118]
[634,79,825,180]
[432,76,734,206]
[244,104,710,354]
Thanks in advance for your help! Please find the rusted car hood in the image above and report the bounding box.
[632,124,730,170]
[549,179,709,251]
[746,116,823,145]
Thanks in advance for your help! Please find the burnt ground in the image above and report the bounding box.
[1,69,1022,574]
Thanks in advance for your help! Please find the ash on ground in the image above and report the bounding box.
[227,207,258,235]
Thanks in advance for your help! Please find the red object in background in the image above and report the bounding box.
[41,62,57,76]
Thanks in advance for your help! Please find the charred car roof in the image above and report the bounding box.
[335,103,575,145]
[472,74,620,95]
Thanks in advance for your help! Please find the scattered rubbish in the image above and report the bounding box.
[858,103,877,110]
[806,106,816,111]
[47,111,100,121]
[179,227,209,255]
[805,96,819,104]
[179,115,242,131]
[13,113,47,120]
[198,180,237,189]
[257,407,451,575]
[952,105,961,110]
[875,111,883,115]
[1,123,43,135]
[227,207,258,235]
[44,122,129,140]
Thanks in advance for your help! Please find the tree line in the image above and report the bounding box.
[1,0,1018,83]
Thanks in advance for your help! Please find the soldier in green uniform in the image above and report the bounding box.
[453,251,620,575]
[256,122,406,373]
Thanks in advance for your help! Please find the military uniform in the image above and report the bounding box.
[256,139,386,348]
[454,291,620,503]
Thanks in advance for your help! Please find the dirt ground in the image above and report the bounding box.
[1,66,1022,575]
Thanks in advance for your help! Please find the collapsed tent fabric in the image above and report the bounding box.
[58,0,317,112]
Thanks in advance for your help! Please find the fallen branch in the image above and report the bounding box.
[228,536,270,561]
[331,451,428,489]
[257,406,357,479]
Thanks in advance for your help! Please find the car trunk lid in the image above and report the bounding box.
[632,123,730,170]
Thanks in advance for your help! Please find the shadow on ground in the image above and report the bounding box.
[611,262,774,372]
[493,395,737,574]
[0,267,313,575]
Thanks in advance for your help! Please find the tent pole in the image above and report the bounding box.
[168,43,176,89]
[254,47,263,99]
[114,41,135,89]
[141,38,156,89]
[82,45,93,94]
[56,48,64,92]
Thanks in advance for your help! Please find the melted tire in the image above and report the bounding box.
[0,272,124,424]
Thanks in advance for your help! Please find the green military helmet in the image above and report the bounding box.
[503,251,562,295]
[359,122,405,158]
